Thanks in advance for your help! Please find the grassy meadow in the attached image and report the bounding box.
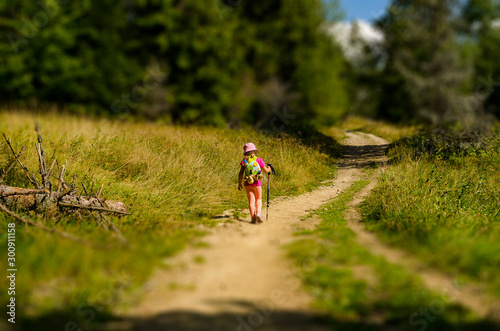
[0,111,341,329]
[2,110,499,329]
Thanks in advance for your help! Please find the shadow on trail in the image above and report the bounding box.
[109,309,499,331]
[339,142,389,170]
[109,308,330,331]
[269,126,344,160]
[14,304,500,331]
[283,127,389,170]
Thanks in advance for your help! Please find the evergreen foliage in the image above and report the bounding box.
[0,0,350,127]
[375,0,470,125]
[461,0,500,118]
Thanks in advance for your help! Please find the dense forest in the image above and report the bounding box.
[1,0,499,128]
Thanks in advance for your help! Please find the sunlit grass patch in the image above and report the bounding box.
[340,116,418,142]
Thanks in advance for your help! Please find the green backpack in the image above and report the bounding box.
[243,155,263,184]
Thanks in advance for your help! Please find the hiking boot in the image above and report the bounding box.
[255,213,263,223]
[250,217,257,224]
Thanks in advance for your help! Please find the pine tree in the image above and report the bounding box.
[237,0,350,127]
[462,0,500,118]
[376,0,471,125]
[0,0,349,126]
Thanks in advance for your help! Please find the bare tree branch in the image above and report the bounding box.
[0,145,26,182]
[2,133,40,188]
[58,202,131,215]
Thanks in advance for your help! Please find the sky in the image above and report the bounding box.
[340,0,392,22]
[327,1,390,59]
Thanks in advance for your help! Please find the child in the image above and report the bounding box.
[238,143,271,223]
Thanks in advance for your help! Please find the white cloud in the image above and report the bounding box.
[327,20,384,60]
[492,19,500,29]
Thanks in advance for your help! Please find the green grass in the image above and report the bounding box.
[0,110,341,329]
[287,178,496,330]
[362,129,500,297]
[340,116,419,142]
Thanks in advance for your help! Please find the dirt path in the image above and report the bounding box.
[102,132,498,331]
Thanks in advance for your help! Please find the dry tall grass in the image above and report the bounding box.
[0,110,339,327]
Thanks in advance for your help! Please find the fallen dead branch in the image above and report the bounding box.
[3,134,40,188]
[0,127,130,245]
[0,145,26,183]
[58,202,130,215]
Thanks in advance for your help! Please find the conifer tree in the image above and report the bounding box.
[376,0,470,125]
[0,0,349,126]
[462,0,500,118]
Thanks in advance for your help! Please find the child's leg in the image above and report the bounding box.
[255,186,263,215]
[245,186,256,217]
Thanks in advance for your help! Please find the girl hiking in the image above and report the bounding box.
[238,143,271,224]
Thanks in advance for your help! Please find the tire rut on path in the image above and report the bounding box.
[346,178,500,322]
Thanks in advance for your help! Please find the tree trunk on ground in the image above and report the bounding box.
[0,129,129,245]
[0,185,128,215]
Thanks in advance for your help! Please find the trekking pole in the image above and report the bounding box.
[266,164,276,221]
